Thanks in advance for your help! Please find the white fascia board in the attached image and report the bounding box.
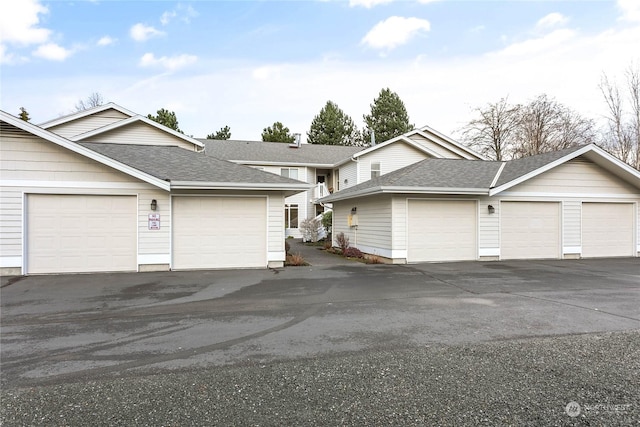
[490,162,507,188]
[352,135,442,159]
[169,181,312,191]
[320,185,488,202]
[583,145,640,185]
[231,160,337,168]
[71,115,204,148]
[418,126,487,160]
[1,111,171,191]
[39,103,136,128]
[489,145,594,196]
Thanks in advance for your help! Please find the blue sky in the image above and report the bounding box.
[1,0,639,141]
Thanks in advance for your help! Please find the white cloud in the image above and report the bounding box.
[0,0,50,45]
[160,4,199,25]
[160,11,177,26]
[130,23,165,42]
[491,29,576,58]
[139,52,197,71]
[32,42,73,61]
[349,0,394,8]
[97,36,116,47]
[618,0,640,22]
[536,12,568,29]
[362,16,431,50]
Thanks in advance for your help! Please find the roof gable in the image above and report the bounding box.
[1,110,170,190]
[490,144,640,195]
[71,115,204,148]
[39,103,136,129]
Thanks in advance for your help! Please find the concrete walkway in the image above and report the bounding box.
[287,238,361,266]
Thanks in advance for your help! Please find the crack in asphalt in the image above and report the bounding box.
[505,291,640,322]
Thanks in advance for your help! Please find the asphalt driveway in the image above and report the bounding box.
[1,258,639,425]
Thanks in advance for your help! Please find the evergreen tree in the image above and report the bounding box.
[18,107,30,122]
[206,126,231,140]
[262,121,295,143]
[307,100,362,146]
[147,108,183,133]
[363,88,413,144]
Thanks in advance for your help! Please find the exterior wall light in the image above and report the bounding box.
[151,199,158,211]
[488,205,495,214]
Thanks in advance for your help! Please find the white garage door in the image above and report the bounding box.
[582,203,634,258]
[172,197,267,269]
[407,200,477,262]
[501,201,560,260]
[27,194,137,274]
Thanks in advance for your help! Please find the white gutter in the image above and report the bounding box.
[490,162,507,188]
[320,185,489,202]
[170,181,313,191]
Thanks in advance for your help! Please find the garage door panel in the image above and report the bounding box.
[173,197,267,270]
[582,203,634,258]
[27,195,137,274]
[408,200,477,263]
[501,202,560,260]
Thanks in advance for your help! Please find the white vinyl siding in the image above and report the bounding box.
[501,202,561,260]
[357,143,427,184]
[478,197,500,256]
[267,193,286,254]
[46,109,130,139]
[84,121,196,150]
[407,133,467,159]
[26,194,137,274]
[582,203,634,258]
[507,158,638,195]
[172,196,267,269]
[339,161,357,189]
[407,200,477,262]
[349,195,393,252]
[391,196,408,254]
[563,201,582,251]
[0,128,170,272]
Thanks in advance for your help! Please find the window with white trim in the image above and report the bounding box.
[285,204,299,228]
[371,162,381,179]
[281,168,299,180]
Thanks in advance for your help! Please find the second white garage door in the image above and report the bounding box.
[582,203,634,258]
[501,201,560,260]
[407,200,477,262]
[172,197,267,270]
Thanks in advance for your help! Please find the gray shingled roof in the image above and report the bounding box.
[320,146,594,202]
[80,143,309,187]
[495,145,586,187]
[321,158,502,201]
[201,139,362,165]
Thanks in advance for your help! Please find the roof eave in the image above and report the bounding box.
[321,185,488,202]
[227,160,338,168]
[169,181,313,192]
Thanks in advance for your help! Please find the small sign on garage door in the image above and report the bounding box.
[148,213,161,230]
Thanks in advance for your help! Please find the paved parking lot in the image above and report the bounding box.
[1,258,639,425]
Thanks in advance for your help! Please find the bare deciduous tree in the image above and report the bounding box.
[513,94,595,158]
[461,94,595,160]
[74,92,105,111]
[461,97,519,160]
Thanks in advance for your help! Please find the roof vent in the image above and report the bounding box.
[289,133,301,148]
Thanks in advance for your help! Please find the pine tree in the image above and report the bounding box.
[363,88,413,144]
[307,101,362,146]
[261,122,295,143]
[147,108,183,133]
[206,126,231,140]
[18,107,30,122]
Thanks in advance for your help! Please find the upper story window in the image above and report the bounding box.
[371,162,381,179]
[281,168,299,180]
